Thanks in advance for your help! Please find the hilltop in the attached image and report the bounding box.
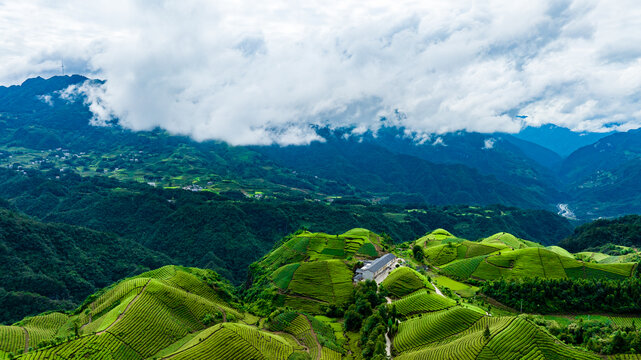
[245,229,386,315]
[411,229,638,283]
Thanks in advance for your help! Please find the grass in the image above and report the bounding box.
[466,247,634,281]
[395,315,600,360]
[395,316,513,360]
[424,244,458,266]
[13,266,244,358]
[441,256,487,279]
[477,317,598,360]
[480,232,533,250]
[260,229,382,272]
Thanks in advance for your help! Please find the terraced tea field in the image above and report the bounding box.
[283,259,353,312]
[394,310,601,360]
[259,229,382,273]
[381,267,433,298]
[392,289,456,317]
[3,266,247,359]
[163,323,295,360]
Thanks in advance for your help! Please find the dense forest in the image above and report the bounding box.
[559,215,641,252]
[0,208,170,324]
[482,275,641,314]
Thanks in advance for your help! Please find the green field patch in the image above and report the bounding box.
[441,256,487,279]
[166,323,294,360]
[272,263,302,289]
[356,242,378,257]
[433,276,479,298]
[465,241,505,258]
[424,244,458,266]
[394,307,484,353]
[477,317,598,360]
[395,316,513,360]
[392,289,456,317]
[382,267,432,298]
[286,260,353,309]
[546,246,574,258]
[481,232,532,249]
[321,248,345,257]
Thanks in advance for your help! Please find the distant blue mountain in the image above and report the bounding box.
[514,124,613,157]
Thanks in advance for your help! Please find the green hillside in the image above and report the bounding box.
[381,267,434,298]
[394,310,598,360]
[0,208,171,324]
[0,266,243,359]
[415,230,638,282]
[246,229,384,315]
[0,166,574,286]
[558,215,641,252]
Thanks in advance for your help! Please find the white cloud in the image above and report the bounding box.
[432,137,446,147]
[1,0,641,144]
[483,138,496,150]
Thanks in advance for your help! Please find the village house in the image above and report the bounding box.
[353,253,396,282]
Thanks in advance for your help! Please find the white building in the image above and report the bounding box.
[354,253,396,282]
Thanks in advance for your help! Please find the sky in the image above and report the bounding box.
[1,0,641,145]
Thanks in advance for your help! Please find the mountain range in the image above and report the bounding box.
[1,75,640,222]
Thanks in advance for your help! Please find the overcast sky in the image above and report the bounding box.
[1,0,641,145]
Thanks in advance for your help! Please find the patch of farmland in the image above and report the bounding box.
[382,267,433,298]
[286,260,353,308]
[395,316,513,360]
[392,289,456,317]
[476,317,598,360]
[166,323,294,360]
[393,307,484,353]
[441,256,488,279]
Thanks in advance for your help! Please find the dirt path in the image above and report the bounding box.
[275,331,309,352]
[304,316,322,360]
[21,327,29,353]
[431,282,444,297]
[79,313,92,332]
[279,290,329,304]
[97,279,150,335]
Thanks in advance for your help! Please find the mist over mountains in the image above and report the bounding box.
[1,75,640,221]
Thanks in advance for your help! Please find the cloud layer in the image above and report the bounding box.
[2,0,641,144]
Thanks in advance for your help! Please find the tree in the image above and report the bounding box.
[412,245,424,262]
[344,308,362,332]
[483,324,491,341]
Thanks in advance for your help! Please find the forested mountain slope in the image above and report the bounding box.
[0,167,573,286]
[0,208,171,324]
[559,215,641,252]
